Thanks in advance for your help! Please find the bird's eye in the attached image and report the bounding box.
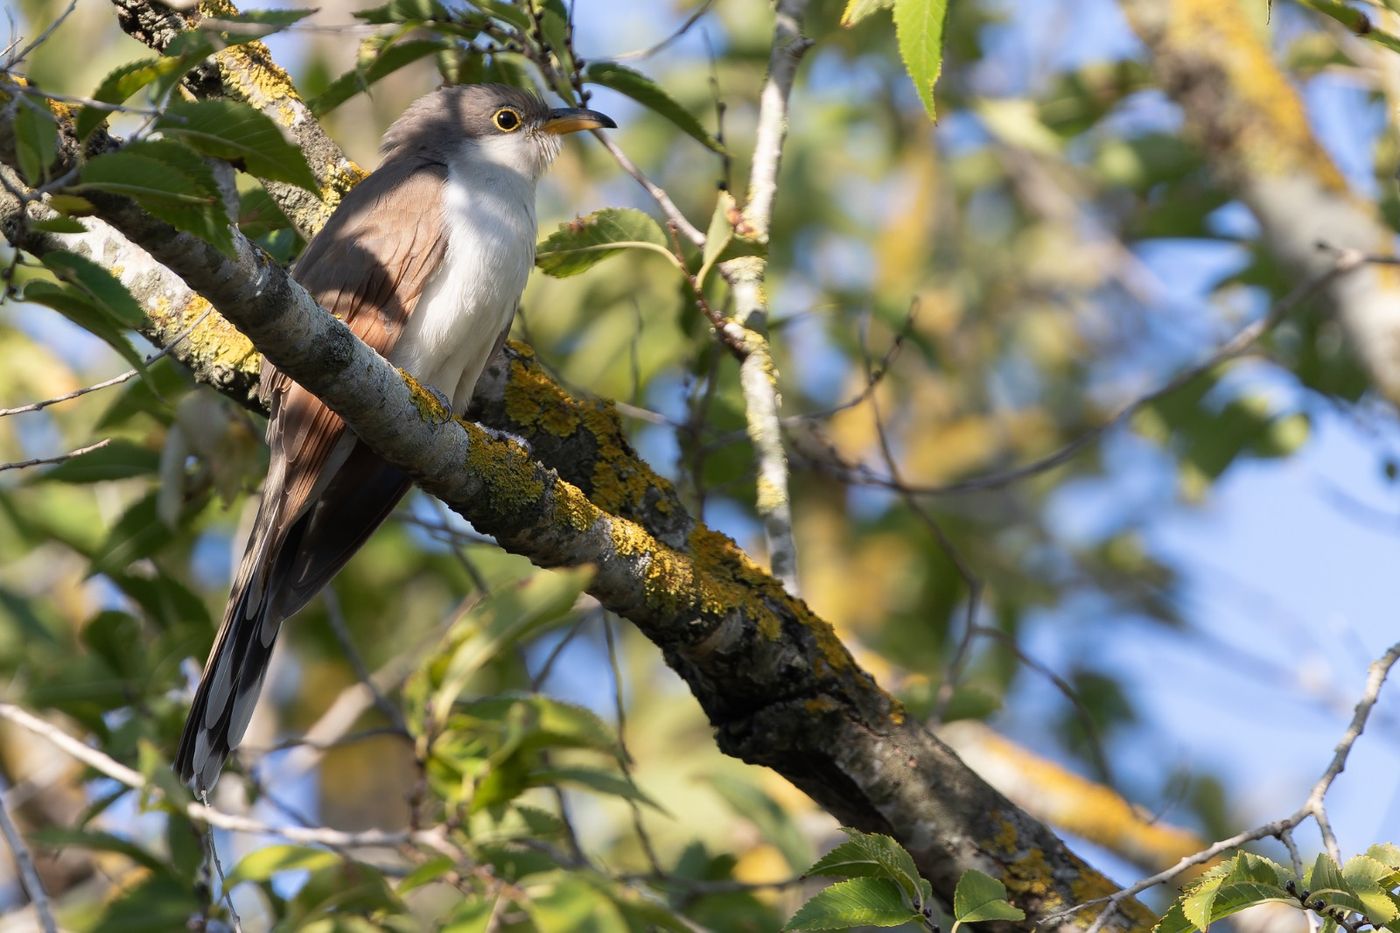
[493,107,522,132]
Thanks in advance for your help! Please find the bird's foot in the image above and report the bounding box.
[477,423,534,452]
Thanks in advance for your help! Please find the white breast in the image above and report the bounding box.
[389,151,538,412]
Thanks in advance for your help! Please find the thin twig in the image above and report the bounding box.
[841,247,1370,498]
[0,702,463,853]
[0,437,109,473]
[0,789,56,933]
[3,0,78,69]
[602,613,663,875]
[199,788,244,933]
[1053,640,1400,930]
[324,586,409,734]
[614,0,717,60]
[592,133,706,248]
[1,305,213,418]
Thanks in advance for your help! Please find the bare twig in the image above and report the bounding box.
[0,790,56,933]
[614,0,717,60]
[2,0,77,69]
[1056,640,1400,931]
[602,613,662,875]
[0,702,463,854]
[1,305,213,418]
[592,133,706,248]
[324,586,408,734]
[0,437,110,473]
[839,247,1371,498]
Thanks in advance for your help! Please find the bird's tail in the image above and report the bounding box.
[174,486,293,792]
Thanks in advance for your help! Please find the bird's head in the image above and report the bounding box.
[381,83,616,180]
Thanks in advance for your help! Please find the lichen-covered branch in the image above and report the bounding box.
[1118,0,1400,404]
[109,0,365,235]
[0,148,1151,933]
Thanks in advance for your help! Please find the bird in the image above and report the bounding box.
[174,84,615,791]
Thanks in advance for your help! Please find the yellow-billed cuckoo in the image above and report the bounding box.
[175,84,615,790]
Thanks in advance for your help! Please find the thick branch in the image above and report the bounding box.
[0,177,1149,933]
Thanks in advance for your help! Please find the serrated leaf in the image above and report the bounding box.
[842,0,895,26]
[1367,843,1400,869]
[893,0,949,120]
[807,829,926,907]
[37,439,159,483]
[227,844,341,887]
[310,38,448,115]
[14,100,59,186]
[785,877,920,930]
[157,99,319,192]
[1183,878,1294,931]
[953,869,1024,923]
[77,141,234,255]
[536,208,672,277]
[1343,855,1399,924]
[585,61,724,153]
[76,56,199,141]
[1151,902,1194,933]
[41,250,146,328]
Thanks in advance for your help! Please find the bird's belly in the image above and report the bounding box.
[388,170,536,412]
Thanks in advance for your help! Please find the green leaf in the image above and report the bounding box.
[1151,902,1194,933]
[29,216,88,233]
[807,828,928,908]
[893,0,949,120]
[14,100,59,186]
[77,140,234,255]
[41,250,147,328]
[1343,855,1399,924]
[227,844,342,887]
[1180,861,1295,933]
[38,439,159,483]
[157,99,319,192]
[310,38,448,116]
[88,491,176,575]
[952,869,1024,924]
[708,773,812,873]
[421,566,592,724]
[529,766,666,812]
[698,190,765,286]
[76,56,200,141]
[32,827,170,875]
[535,208,673,277]
[354,0,450,23]
[396,855,457,894]
[21,280,146,374]
[197,7,316,43]
[785,877,920,930]
[585,61,724,153]
[842,0,895,26]
[460,694,620,756]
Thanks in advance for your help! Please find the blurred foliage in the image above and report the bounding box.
[2,0,1399,929]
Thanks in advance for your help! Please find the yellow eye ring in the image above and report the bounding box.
[493,107,522,133]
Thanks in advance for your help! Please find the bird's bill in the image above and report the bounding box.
[542,107,617,135]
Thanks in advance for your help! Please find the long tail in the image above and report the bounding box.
[174,443,412,791]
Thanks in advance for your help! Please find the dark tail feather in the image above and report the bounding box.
[175,498,301,792]
[175,445,411,791]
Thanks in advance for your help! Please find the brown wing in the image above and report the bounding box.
[176,157,450,788]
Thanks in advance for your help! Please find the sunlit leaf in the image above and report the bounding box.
[14,100,58,186]
[536,208,672,277]
[893,0,949,120]
[785,877,919,930]
[157,99,319,192]
[77,140,234,255]
[952,869,1024,924]
[585,61,724,153]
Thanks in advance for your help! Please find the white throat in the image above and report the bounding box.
[388,150,540,412]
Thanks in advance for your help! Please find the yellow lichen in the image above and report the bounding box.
[400,370,451,424]
[461,422,545,508]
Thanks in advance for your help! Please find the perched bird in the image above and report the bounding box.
[175,84,615,791]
